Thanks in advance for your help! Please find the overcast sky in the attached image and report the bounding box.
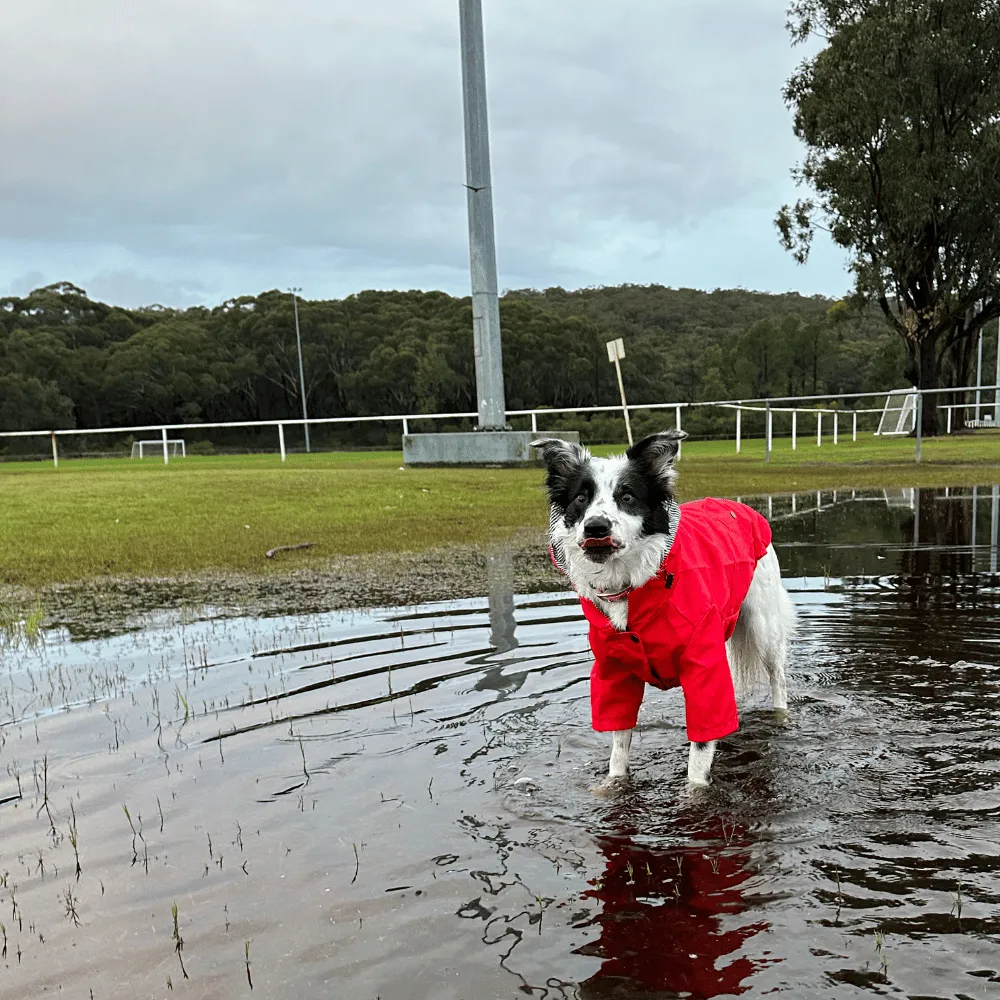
[0,0,849,308]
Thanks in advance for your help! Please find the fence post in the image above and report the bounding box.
[765,401,772,464]
[791,493,797,514]
[947,405,953,434]
[915,391,923,463]
[278,422,286,462]
[817,411,822,447]
[792,410,797,450]
[51,432,58,468]
[735,405,741,454]
[402,417,409,436]
[531,412,537,434]
[161,426,169,465]
[833,411,839,445]
[675,404,682,461]
[852,411,857,442]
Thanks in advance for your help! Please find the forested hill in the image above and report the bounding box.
[0,282,905,435]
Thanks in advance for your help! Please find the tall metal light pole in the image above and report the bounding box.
[289,287,310,453]
[976,325,984,421]
[459,0,506,430]
[995,316,1000,424]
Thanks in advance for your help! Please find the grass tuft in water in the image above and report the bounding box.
[874,929,888,981]
[171,902,189,980]
[62,885,81,927]
[0,598,43,648]
[68,801,82,879]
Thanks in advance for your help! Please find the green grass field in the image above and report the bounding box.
[0,432,997,585]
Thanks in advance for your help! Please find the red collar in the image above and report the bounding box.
[595,586,632,602]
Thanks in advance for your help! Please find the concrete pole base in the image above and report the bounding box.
[402,431,580,466]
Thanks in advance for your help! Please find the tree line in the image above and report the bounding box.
[0,281,915,451]
[778,0,1000,434]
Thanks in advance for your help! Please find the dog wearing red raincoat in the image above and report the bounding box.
[532,431,794,787]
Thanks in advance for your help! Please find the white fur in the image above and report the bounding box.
[727,543,793,710]
[548,454,674,630]
[687,741,716,786]
[544,449,794,788]
[608,729,632,778]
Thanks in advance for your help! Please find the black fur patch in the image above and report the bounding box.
[532,440,594,527]
[618,461,673,536]
[550,467,596,528]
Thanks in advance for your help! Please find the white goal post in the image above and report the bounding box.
[130,439,186,459]
[875,388,918,436]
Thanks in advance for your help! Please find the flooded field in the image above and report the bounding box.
[2,485,1000,998]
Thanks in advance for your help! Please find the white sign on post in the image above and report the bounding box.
[606,338,632,445]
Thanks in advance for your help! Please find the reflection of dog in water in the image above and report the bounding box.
[533,432,794,786]
[576,822,769,997]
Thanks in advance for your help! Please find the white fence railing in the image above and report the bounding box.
[1,384,997,468]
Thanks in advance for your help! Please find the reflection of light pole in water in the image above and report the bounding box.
[972,486,979,553]
[991,485,998,574]
[487,548,517,654]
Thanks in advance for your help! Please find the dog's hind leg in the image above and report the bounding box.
[730,545,794,712]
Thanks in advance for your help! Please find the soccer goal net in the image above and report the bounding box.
[130,439,187,459]
[875,389,918,436]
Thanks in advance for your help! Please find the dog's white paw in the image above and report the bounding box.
[682,778,712,801]
[590,774,628,797]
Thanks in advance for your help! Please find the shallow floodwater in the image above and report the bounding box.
[2,486,1000,998]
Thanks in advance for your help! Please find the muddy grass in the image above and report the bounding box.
[13,530,561,637]
[1,436,998,586]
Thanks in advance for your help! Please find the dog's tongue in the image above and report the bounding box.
[582,536,615,549]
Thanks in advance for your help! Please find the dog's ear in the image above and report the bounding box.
[626,430,687,489]
[530,438,589,502]
[531,438,588,475]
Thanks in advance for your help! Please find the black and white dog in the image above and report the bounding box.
[532,431,794,787]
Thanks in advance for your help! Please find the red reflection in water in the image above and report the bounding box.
[576,819,769,999]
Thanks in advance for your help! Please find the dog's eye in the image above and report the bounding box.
[574,492,588,504]
[621,492,635,504]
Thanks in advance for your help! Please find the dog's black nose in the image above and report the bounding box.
[583,516,612,538]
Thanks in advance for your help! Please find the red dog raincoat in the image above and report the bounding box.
[571,498,771,742]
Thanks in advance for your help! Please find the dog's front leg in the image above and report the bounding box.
[608,729,633,778]
[687,740,717,786]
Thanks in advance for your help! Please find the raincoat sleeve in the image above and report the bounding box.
[590,657,646,733]
[677,608,739,743]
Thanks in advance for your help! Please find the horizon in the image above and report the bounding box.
[10,278,846,312]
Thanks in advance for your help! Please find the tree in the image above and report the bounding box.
[0,281,904,445]
[776,0,1000,433]
[0,374,75,431]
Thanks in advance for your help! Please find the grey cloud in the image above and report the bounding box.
[84,270,211,309]
[0,0,846,305]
